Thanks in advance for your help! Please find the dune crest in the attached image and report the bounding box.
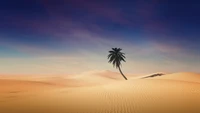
[152,72,200,83]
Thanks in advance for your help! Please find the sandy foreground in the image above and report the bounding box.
[0,72,200,113]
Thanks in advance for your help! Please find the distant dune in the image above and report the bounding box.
[0,72,200,113]
[0,79,59,93]
[0,71,119,87]
[151,72,200,83]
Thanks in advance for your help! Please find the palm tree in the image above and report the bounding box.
[108,48,128,80]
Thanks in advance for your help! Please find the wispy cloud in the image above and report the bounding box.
[0,0,199,75]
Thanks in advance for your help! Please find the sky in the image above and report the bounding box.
[0,0,200,75]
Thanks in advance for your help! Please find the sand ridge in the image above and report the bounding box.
[150,72,200,83]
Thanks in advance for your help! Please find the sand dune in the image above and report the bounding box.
[0,72,200,113]
[0,70,135,87]
[71,70,135,80]
[152,72,200,83]
[0,79,61,93]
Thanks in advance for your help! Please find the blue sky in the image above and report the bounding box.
[0,0,199,75]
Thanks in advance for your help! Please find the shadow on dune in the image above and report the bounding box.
[142,73,165,79]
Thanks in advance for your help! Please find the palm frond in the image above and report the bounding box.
[108,48,126,68]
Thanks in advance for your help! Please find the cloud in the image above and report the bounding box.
[151,42,182,54]
[134,0,170,35]
[65,0,132,25]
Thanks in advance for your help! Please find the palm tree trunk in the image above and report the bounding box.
[119,66,127,80]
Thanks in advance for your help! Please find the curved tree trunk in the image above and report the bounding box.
[119,66,128,80]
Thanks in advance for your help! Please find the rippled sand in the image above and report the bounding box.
[0,72,200,113]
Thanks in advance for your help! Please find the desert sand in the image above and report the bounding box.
[0,71,200,113]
